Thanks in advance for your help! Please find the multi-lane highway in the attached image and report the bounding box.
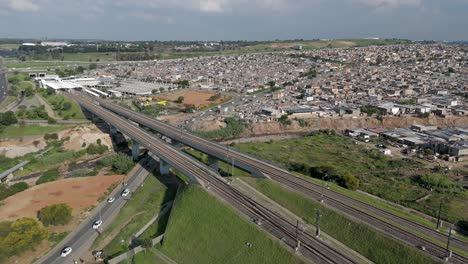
[67,92,360,264]
[88,94,468,263]
[38,161,152,264]
[0,67,8,105]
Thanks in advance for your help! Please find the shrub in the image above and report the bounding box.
[36,170,60,185]
[47,116,57,124]
[44,133,59,141]
[100,153,135,174]
[86,143,108,155]
[340,172,360,190]
[419,174,453,189]
[0,182,29,200]
[38,203,72,226]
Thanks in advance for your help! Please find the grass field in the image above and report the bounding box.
[0,124,72,138]
[243,178,437,264]
[234,132,468,225]
[39,91,86,119]
[62,52,117,61]
[5,60,91,69]
[95,174,177,258]
[118,248,167,264]
[0,43,20,50]
[159,185,304,264]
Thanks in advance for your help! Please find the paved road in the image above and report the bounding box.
[37,160,152,264]
[0,68,8,105]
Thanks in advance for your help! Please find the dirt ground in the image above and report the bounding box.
[0,124,112,158]
[154,89,227,108]
[0,136,47,158]
[0,175,125,222]
[61,125,113,151]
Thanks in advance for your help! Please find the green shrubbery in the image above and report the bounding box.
[0,182,29,200]
[38,203,72,226]
[86,143,108,155]
[419,174,453,189]
[100,153,135,174]
[16,105,48,120]
[196,117,247,140]
[36,169,60,185]
[0,218,48,261]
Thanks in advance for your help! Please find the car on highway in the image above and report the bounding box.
[93,220,103,229]
[107,197,115,203]
[121,188,130,197]
[61,247,72,257]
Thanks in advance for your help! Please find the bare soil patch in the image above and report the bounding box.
[155,89,227,108]
[0,175,125,222]
[62,124,113,151]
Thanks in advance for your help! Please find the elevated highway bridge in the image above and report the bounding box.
[66,92,361,264]
[82,94,468,264]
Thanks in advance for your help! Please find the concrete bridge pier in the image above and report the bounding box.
[159,159,171,175]
[208,155,219,172]
[109,125,118,136]
[131,141,140,160]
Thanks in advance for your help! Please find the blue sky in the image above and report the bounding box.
[0,0,467,41]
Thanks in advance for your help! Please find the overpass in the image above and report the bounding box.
[84,94,468,263]
[66,92,360,264]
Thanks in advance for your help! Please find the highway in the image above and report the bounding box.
[38,161,152,264]
[67,92,360,264]
[88,95,468,263]
[0,67,8,105]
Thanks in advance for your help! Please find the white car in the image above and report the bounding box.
[107,197,115,203]
[121,189,130,197]
[61,247,72,257]
[93,220,103,230]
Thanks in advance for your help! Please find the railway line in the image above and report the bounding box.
[88,95,468,263]
[69,93,359,264]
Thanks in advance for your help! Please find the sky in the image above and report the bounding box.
[0,0,467,41]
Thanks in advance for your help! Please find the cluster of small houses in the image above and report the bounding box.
[345,125,468,161]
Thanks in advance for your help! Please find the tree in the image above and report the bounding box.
[44,133,59,141]
[183,104,196,113]
[61,102,72,111]
[424,148,435,156]
[0,111,18,126]
[159,87,165,93]
[0,218,48,258]
[76,66,85,73]
[278,114,291,126]
[47,116,57,124]
[152,89,159,94]
[340,172,360,190]
[89,63,97,70]
[268,80,276,88]
[38,204,73,226]
[178,80,189,88]
[175,96,184,104]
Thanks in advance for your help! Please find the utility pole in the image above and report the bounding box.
[315,210,321,237]
[436,200,443,230]
[445,225,453,261]
[295,220,301,252]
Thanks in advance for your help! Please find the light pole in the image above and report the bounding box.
[320,173,329,203]
[315,209,321,237]
[446,225,453,261]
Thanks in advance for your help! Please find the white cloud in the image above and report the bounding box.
[199,0,224,13]
[354,0,423,8]
[6,0,39,12]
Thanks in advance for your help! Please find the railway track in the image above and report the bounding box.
[88,95,468,263]
[69,93,359,264]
